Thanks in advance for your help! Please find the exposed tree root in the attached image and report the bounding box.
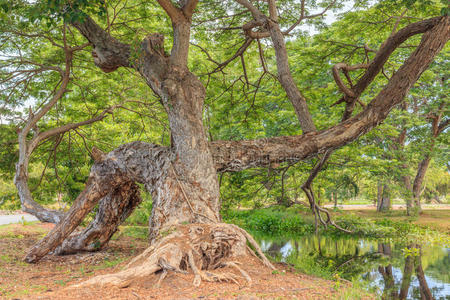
[72,223,274,288]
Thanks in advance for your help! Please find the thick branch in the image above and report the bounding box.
[72,15,169,96]
[157,0,183,22]
[156,0,198,67]
[361,16,442,91]
[268,19,316,133]
[235,0,318,133]
[53,181,142,255]
[268,0,278,21]
[170,21,192,67]
[72,15,131,72]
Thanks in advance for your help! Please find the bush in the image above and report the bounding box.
[223,206,314,235]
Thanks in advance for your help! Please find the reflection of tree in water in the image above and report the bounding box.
[267,242,284,259]
[282,234,383,279]
[399,245,414,300]
[377,243,435,300]
[378,243,399,299]
[261,235,447,300]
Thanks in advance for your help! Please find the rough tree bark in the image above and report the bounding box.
[22,1,449,288]
[24,1,274,287]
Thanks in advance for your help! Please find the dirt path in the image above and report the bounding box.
[0,213,38,225]
[323,204,450,210]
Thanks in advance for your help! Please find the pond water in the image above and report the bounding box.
[255,234,450,299]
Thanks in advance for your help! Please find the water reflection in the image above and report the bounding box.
[256,234,449,300]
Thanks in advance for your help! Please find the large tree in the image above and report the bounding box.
[2,0,448,287]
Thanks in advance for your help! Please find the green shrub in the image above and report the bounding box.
[223,206,314,235]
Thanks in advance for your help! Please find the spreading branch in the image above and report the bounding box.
[27,106,118,156]
[340,16,443,119]
[211,16,449,172]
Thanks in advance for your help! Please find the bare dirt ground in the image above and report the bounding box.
[345,208,450,233]
[0,223,368,300]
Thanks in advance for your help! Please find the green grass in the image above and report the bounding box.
[0,283,48,298]
[0,222,46,239]
[112,225,148,240]
[92,257,126,270]
[0,254,13,263]
[223,205,395,238]
[333,281,375,300]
